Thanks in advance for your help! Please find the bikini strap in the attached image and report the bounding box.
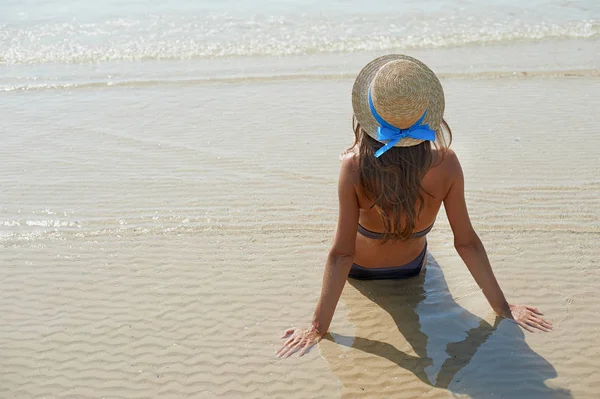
[357,224,385,240]
[357,221,435,240]
[412,222,435,238]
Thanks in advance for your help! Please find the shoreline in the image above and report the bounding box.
[2,37,599,92]
[3,68,600,93]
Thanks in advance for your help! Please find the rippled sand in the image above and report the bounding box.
[1,77,599,398]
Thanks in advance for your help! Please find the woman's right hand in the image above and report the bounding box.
[503,304,553,332]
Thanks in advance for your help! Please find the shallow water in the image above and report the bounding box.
[1,77,599,398]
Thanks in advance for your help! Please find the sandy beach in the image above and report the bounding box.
[2,0,600,397]
[1,74,599,398]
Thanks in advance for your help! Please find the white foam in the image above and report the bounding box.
[1,8,598,65]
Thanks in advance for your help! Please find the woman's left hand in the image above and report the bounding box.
[506,304,553,332]
[276,326,322,358]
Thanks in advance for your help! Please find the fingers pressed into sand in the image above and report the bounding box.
[276,346,289,358]
[276,345,288,357]
[542,319,553,329]
[298,340,313,357]
[281,340,302,358]
[291,336,303,348]
[276,343,293,358]
[528,317,552,332]
[526,306,542,315]
[531,315,553,330]
[534,316,552,326]
[283,334,298,347]
[277,335,298,357]
[525,319,545,332]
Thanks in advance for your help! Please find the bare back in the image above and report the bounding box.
[346,148,459,268]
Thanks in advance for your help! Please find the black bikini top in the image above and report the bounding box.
[357,221,435,240]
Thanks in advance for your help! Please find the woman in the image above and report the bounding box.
[277,54,552,359]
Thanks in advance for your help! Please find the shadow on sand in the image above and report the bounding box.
[321,254,571,398]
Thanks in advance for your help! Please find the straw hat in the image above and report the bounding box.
[352,54,445,147]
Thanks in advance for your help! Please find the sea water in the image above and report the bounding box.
[1,0,598,91]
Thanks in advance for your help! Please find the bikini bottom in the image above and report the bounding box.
[348,243,427,280]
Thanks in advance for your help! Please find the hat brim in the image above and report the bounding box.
[352,54,445,147]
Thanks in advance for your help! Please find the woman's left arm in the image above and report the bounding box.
[443,151,552,333]
[277,154,360,358]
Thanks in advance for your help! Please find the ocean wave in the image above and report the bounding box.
[1,15,598,65]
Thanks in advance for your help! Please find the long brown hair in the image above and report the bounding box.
[348,117,452,243]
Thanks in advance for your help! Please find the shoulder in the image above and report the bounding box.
[339,150,360,184]
[426,148,463,197]
[433,148,462,177]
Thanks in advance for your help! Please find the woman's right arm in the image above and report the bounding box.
[276,154,360,358]
[443,151,552,332]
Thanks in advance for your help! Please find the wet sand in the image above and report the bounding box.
[1,76,599,398]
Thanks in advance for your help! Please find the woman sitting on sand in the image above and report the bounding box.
[277,54,552,359]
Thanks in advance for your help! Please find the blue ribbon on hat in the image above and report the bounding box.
[368,88,436,158]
